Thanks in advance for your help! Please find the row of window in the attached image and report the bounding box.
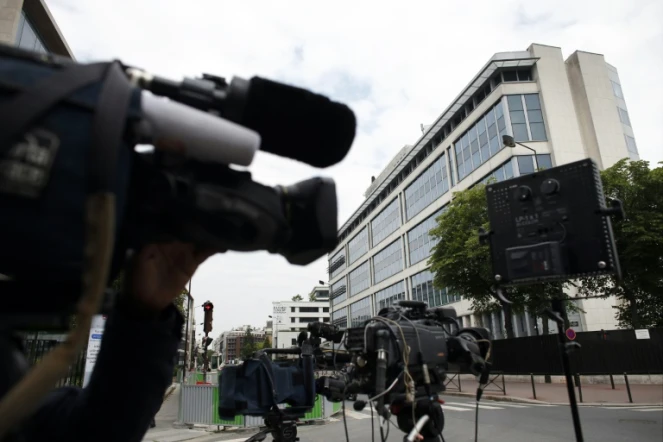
[290,317,327,323]
[330,154,553,302]
[337,67,536,245]
[15,11,49,54]
[341,269,461,328]
[333,93,549,274]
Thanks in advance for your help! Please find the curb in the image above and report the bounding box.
[442,392,662,408]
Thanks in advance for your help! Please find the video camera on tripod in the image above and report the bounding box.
[218,302,491,442]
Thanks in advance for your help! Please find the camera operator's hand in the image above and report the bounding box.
[122,242,214,318]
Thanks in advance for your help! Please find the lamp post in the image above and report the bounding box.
[502,135,538,171]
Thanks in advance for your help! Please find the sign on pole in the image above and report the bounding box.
[82,315,107,387]
[565,328,577,341]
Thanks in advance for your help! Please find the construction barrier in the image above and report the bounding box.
[179,383,339,428]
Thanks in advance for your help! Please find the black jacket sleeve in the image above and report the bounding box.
[21,303,184,442]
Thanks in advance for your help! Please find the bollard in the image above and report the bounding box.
[458,374,462,392]
[610,374,615,390]
[530,373,537,400]
[576,374,583,403]
[624,373,633,403]
[502,374,506,396]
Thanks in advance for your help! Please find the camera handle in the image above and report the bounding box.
[544,298,584,442]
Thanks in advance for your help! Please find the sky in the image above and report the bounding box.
[46,0,662,339]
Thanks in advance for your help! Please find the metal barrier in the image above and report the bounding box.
[179,384,339,428]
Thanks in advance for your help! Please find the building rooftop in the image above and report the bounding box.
[336,49,539,243]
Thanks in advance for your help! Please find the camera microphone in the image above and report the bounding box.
[227,76,357,168]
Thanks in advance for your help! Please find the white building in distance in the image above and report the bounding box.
[271,286,330,349]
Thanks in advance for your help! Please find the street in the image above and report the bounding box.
[143,393,663,442]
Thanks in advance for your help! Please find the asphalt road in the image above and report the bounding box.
[144,395,663,442]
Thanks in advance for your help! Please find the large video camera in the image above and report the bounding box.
[0,44,356,327]
[219,302,491,442]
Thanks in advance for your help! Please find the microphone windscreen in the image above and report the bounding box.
[241,77,356,168]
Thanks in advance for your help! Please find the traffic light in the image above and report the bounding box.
[203,337,213,348]
[203,301,214,333]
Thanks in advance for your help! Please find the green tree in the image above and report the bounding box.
[576,159,663,329]
[240,326,257,359]
[292,294,304,301]
[261,336,272,349]
[428,183,578,338]
[309,292,317,302]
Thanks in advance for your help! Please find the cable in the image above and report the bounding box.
[342,389,350,442]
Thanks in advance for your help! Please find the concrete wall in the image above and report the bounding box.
[0,0,24,45]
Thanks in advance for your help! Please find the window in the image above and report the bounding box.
[371,198,401,247]
[328,249,346,279]
[625,135,639,160]
[454,100,507,181]
[299,307,319,313]
[617,107,631,126]
[535,154,553,170]
[611,81,624,99]
[331,280,347,306]
[404,154,449,220]
[505,94,548,143]
[291,338,297,345]
[299,317,319,323]
[349,261,370,297]
[410,269,461,307]
[517,156,535,175]
[407,207,447,266]
[323,307,329,312]
[350,297,372,327]
[374,281,406,313]
[477,159,515,185]
[291,307,296,313]
[15,12,48,54]
[291,317,296,323]
[348,227,369,264]
[372,240,403,284]
[332,308,348,329]
[524,94,547,141]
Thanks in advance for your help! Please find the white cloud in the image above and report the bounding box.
[47,0,663,338]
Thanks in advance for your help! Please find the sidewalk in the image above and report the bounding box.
[444,380,663,406]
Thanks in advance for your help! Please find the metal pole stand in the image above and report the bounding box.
[544,298,584,442]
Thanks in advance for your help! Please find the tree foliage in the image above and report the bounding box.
[240,326,257,359]
[261,336,272,349]
[292,294,304,301]
[576,159,663,329]
[428,182,578,338]
[309,292,317,301]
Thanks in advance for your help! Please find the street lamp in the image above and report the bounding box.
[502,135,538,171]
[319,280,326,285]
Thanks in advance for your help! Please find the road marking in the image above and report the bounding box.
[445,402,504,410]
[343,409,373,420]
[600,406,663,411]
[487,403,528,408]
[442,405,473,411]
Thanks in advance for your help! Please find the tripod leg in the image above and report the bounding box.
[551,299,584,442]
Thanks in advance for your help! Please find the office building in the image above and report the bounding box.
[328,44,637,338]
[271,286,331,349]
[1,0,74,58]
[219,325,267,365]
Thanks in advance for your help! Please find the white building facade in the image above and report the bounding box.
[272,288,331,349]
[328,44,637,339]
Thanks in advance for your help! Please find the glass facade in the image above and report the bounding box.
[455,100,508,181]
[477,159,515,185]
[407,207,446,266]
[624,135,639,160]
[507,94,547,142]
[348,227,369,265]
[611,81,624,99]
[349,261,370,297]
[15,11,48,54]
[617,107,631,126]
[517,154,553,175]
[332,309,348,329]
[404,154,449,221]
[410,269,461,307]
[350,297,372,327]
[329,249,346,279]
[374,281,406,313]
[371,198,401,247]
[372,239,403,284]
[331,279,347,306]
